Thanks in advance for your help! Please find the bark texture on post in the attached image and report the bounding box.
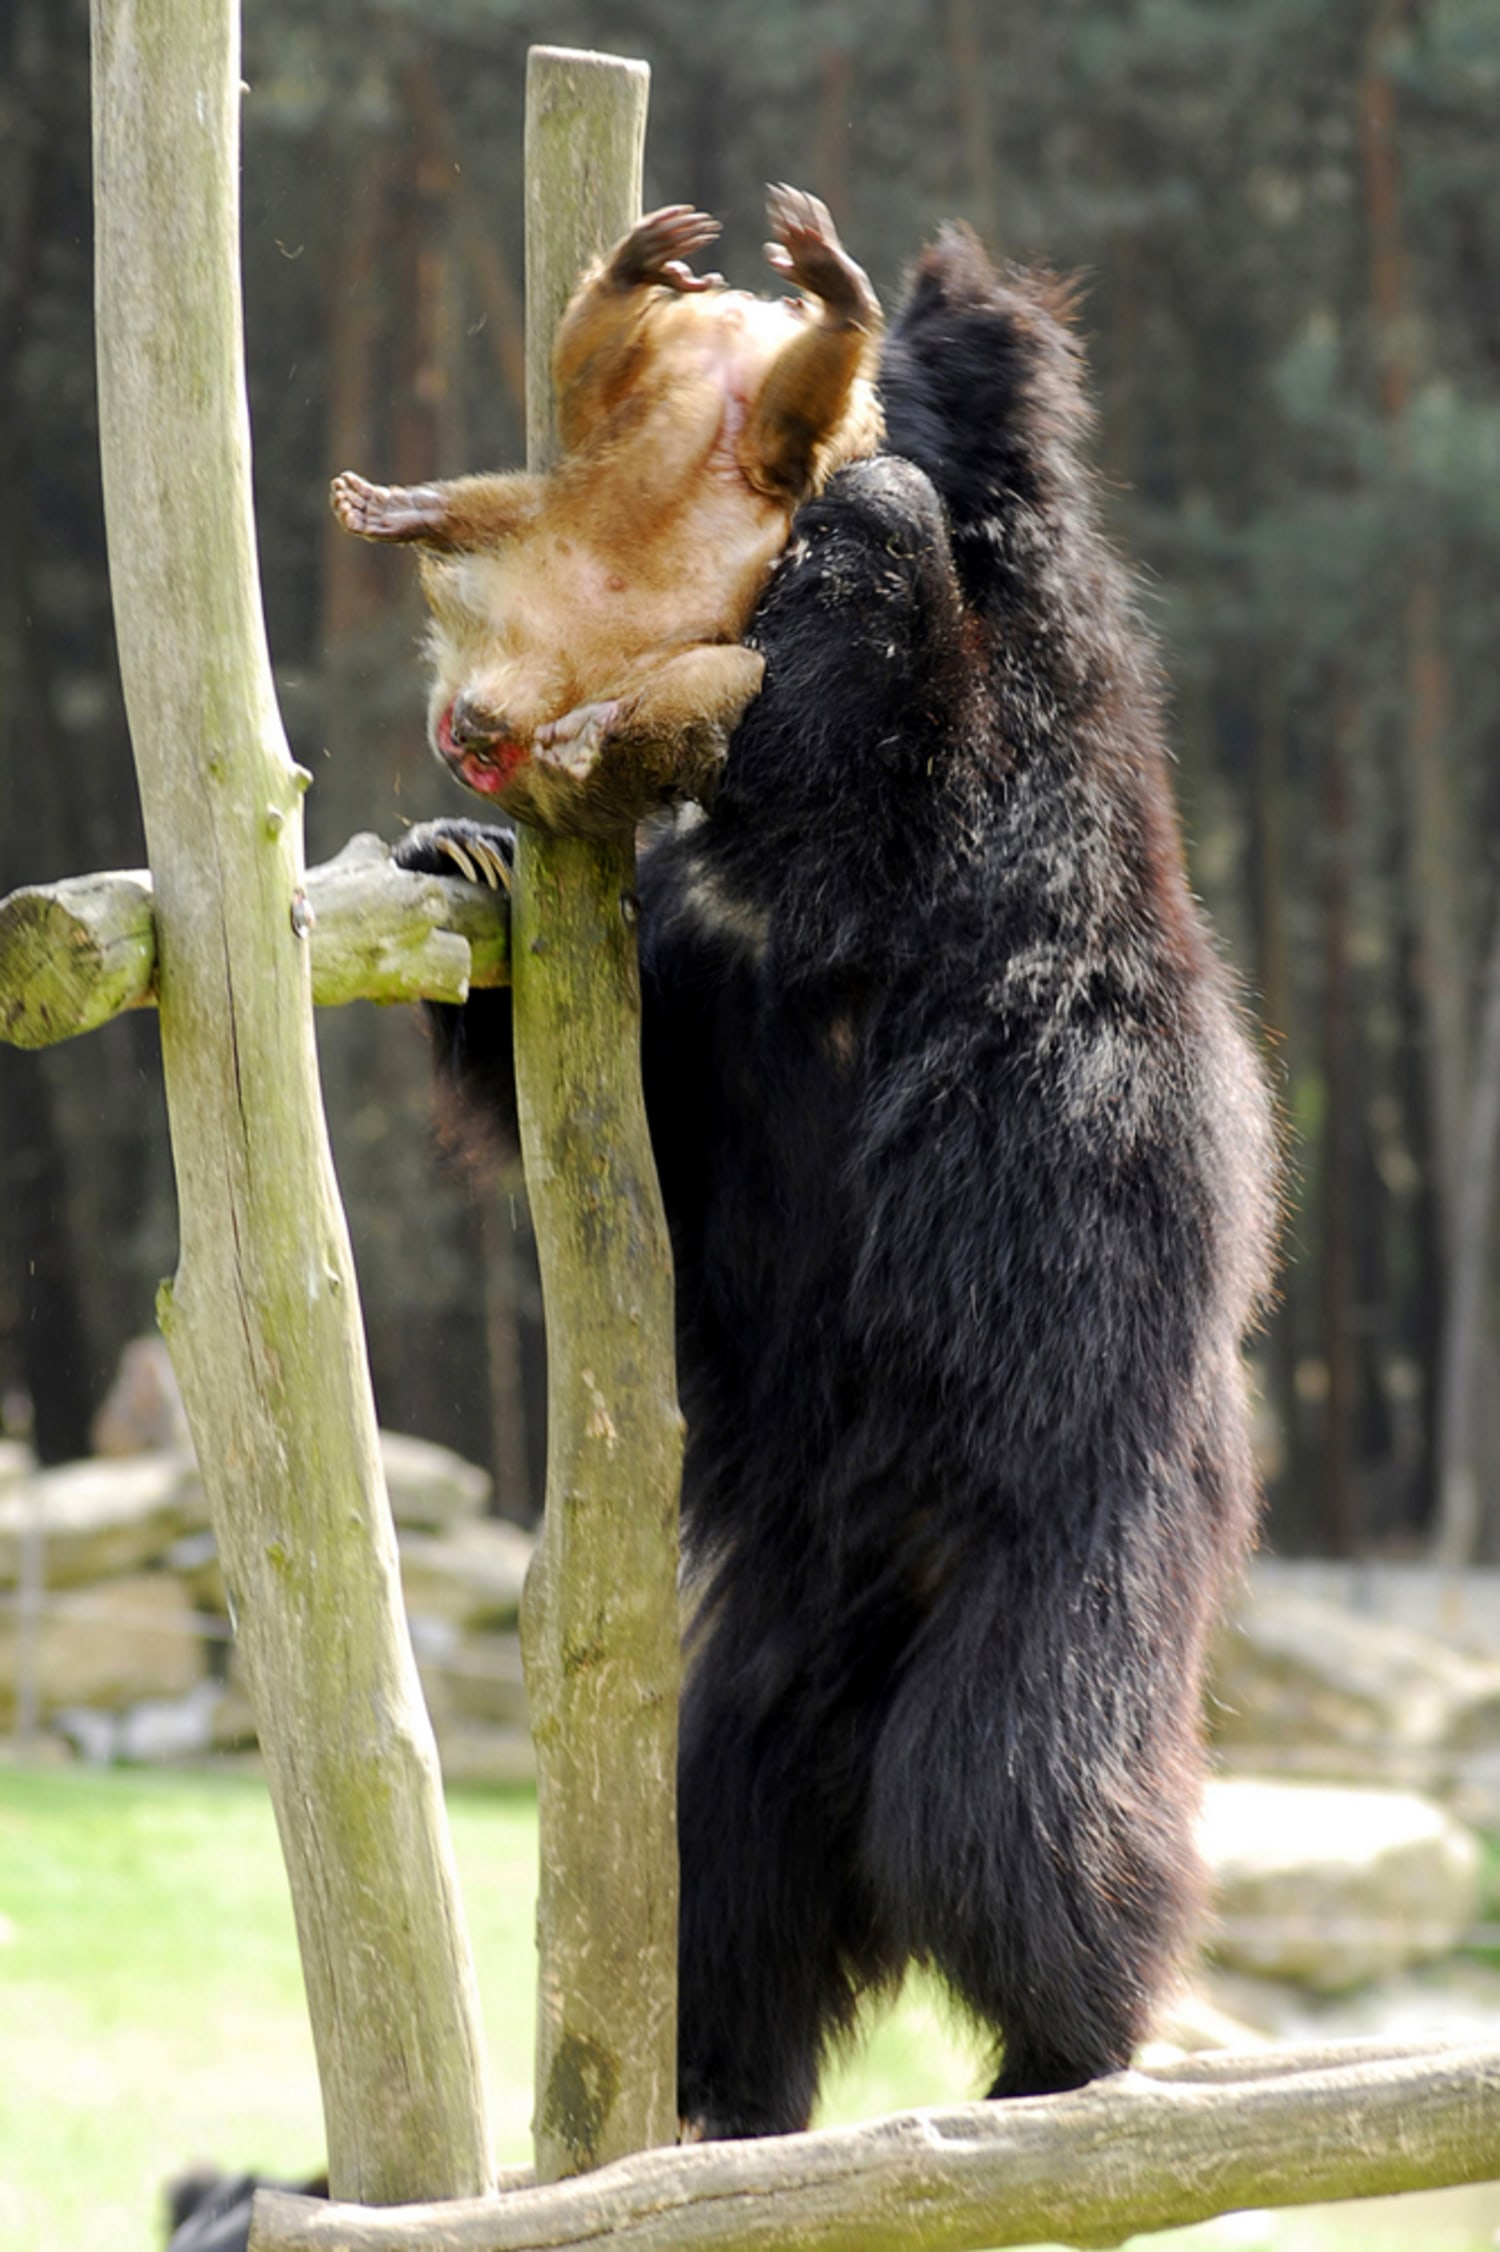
[512,47,683,2184]
[90,0,493,2208]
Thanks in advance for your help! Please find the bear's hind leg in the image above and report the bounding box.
[677,1641,885,2140]
[862,1583,1203,2100]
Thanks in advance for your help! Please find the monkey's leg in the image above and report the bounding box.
[764,186,880,329]
[552,207,725,446]
[329,469,544,552]
[605,205,724,294]
[739,189,882,502]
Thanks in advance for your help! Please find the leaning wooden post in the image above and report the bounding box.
[90,0,494,2209]
[512,47,683,2182]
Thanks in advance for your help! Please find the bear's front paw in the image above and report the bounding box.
[394,817,515,891]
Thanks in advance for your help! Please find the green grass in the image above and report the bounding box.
[0,1762,537,2252]
[0,1763,1496,2252]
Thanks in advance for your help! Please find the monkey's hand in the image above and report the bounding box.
[516,646,765,834]
[764,185,879,331]
[608,205,725,295]
[533,701,623,780]
[524,693,732,835]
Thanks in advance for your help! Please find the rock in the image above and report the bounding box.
[1448,1744,1500,1833]
[0,1453,205,1589]
[90,1335,192,1456]
[0,1426,489,1594]
[53,1705,119,1763]
[0,1439,33,1491]
[1203,1950,1500,2047]
[1201,1777,1483,1991]
[116,1677,226,1761]
[411,1619,528,1731]
[432,1721,536,1788]
[398,1518,532,1629]
[158,1446,514,1618]
[164,1526,226,1614]
[56,1677,226,1764]
[380,1431,491,1528]
[0,1569,207,1722]
[1210,1582,1500,1797]
[1251,1555,1500,1657]
[1147,1987,1270,2060]
[209,1667,260,1753]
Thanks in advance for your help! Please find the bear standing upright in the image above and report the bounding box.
[399,224,1277,2136]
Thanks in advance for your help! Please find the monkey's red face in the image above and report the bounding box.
[433,697,529,800]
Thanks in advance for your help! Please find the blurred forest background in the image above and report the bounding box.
[2,0,1499,1560]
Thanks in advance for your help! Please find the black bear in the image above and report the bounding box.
[163,2167,327,2252]
[397,226,1276,2137]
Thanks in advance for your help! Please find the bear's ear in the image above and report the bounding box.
[1028,268,1088,332]
[901,222,999,314]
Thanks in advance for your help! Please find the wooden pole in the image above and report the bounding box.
[90,0,494,2208]
[512,47,683,2183]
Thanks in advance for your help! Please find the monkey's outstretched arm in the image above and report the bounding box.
[329,469,546,552]
[739,187,882,504]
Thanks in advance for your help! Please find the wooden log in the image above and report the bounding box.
[90,0,494,2209]
[0,833,509,1048]
[250,2041,1500,2252]
[0,866,156,1047]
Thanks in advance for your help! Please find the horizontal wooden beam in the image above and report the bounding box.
[0,831,509,1049]
[249,2038,1500,2252]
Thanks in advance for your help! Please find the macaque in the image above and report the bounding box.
[330,187,883,833]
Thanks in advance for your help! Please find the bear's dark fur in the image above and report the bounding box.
[163,2166,326,2252]
[397,226,1276,2136]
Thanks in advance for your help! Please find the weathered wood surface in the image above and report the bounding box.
[510,47,684,2184]
[0,834,509,1048]
[250,2040,1500,2251]
[90,0,494,2208]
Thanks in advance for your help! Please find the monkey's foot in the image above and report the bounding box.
[764,186,879,329]
[533,700,623,779]
[329,471,451,543]
[609,206,724,295]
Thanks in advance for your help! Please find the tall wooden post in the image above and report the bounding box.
[90,0,494,2208]
[512,48,684,2183]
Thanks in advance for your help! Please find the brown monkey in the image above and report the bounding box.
[330,187,882,833]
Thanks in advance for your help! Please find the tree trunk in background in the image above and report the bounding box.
[1250,675,1301,1523]
[390,75,455,488]
[1320,701,1358,1555]
[1359,0,1483,1549]
[322,133,390,647]
[813,45,852,220]
[946,0,1001,253]
[1433,906,1500,1561]
[403,56,527,429]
